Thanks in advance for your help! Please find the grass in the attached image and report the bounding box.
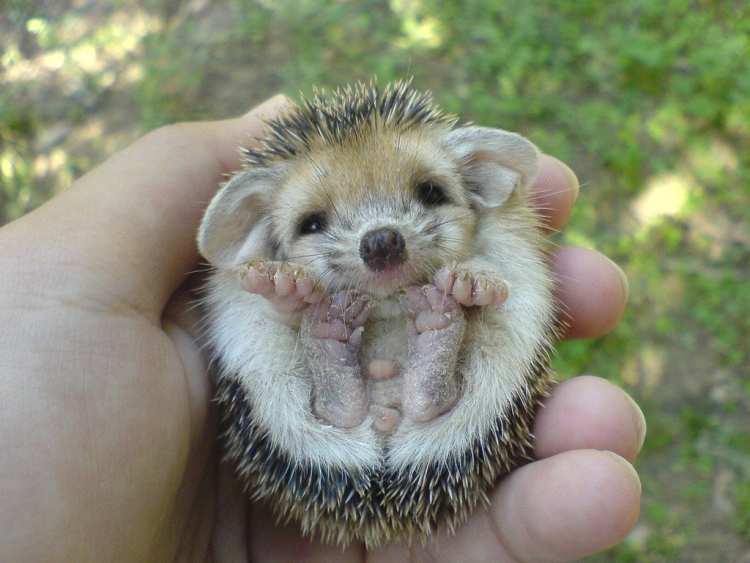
[1,0,749,559]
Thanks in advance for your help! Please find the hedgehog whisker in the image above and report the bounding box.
[285,251,335,261]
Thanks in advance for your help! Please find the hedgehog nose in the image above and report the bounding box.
[359,228,406,271]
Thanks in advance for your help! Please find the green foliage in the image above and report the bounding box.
[136,21,211,128]
[0,104,48,223]
[738,479,750,541]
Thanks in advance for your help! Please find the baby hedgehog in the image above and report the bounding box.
[197,80,557,547]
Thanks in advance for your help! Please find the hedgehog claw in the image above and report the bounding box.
[239,260,325,314]
[434,266,509,308]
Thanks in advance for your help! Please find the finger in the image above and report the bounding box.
[490,450,641,562]
[2,95,291,320]
[529,154,579,231]
[534,376,647,463]
[247,503,364,563]
[211,462,250,563]
[392,450,640,563]
[552,246,629,339]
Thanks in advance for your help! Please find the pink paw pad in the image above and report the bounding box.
[404,285,460,333]
[368,359,398,380]
[371,405,401,434]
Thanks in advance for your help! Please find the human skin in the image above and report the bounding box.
[0,95,643,562]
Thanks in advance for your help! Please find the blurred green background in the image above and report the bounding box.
[2,0,749,560]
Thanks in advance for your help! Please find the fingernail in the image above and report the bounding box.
[559,157,580,202]
[602,451,642,490]
[242,94,292,119]
[626,392,647,452]
[606,256,630,305]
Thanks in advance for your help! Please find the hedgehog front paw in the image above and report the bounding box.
[434,266,509,307]
[240,260,325,314]
[301,291,371,428]
[401,285,466,423]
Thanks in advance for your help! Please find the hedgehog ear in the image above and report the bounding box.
[444,126,540,209]
[197,168,279,268]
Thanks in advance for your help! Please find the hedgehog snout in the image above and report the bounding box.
[359,227,406,271]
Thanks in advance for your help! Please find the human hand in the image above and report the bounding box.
[0,95,641,562]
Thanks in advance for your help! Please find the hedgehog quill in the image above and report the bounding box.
[197,81,558,547]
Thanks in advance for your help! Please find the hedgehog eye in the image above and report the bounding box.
[416,181,450,206]
[298,212,327,236]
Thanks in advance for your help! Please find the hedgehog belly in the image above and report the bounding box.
[360,298,410,435]
[215,349,553,548]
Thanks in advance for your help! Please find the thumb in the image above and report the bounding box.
[0,95,291,319]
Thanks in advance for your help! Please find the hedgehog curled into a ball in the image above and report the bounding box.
[197,80,558,547]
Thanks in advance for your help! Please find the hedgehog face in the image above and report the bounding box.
[196,82,549,548]
[197,83,540,285]
[197,124,539,286]
[269,130,477,295]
